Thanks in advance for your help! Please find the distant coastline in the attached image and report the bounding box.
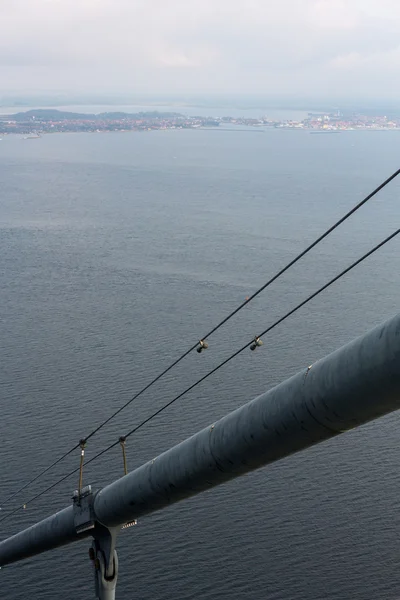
[1,108,399,135]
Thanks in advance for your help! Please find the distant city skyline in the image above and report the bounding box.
[3,107,400,136]
[1,0,400,100]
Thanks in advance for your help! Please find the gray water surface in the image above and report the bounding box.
[0,128,399,599]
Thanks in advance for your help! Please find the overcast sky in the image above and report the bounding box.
[1,0,400,100]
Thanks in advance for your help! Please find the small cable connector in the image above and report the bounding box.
[197,340,209,353]
[250,336,263,351]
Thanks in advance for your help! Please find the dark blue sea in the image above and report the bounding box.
[0,126,399,599]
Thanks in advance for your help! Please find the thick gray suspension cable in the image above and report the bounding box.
[1,226,397,526]
[1,169,398,509]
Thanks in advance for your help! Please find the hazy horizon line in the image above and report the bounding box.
[1,93,400,113]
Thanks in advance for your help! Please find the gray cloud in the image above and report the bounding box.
[1,0,400,99]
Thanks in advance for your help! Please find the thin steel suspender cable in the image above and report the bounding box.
[1,169,399,509]
[1,227,398,525]
[200,169,400,339]
[0,446,79,510]
[121,228,400,440]
[82,167,400,444]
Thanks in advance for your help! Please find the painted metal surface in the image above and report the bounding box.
[1,313,399,569]
[94,312,400,527]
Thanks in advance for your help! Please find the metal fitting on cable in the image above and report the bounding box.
[78,439,86,497]
[119,436,128,476]
[250,336,263,351]
[197,339,209,353]
[119,436,138,530]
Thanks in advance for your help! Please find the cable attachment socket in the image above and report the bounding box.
[250,336,263,351]
[197,340,209,354]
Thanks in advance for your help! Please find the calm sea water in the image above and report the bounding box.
[0,127,399,600]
